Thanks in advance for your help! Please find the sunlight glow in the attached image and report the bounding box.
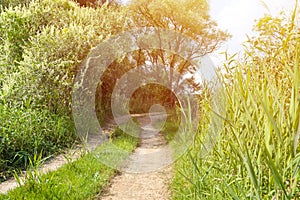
[210,0,296,54]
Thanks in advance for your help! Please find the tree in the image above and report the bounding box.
[95,0,230,119]
[127,0,230,106]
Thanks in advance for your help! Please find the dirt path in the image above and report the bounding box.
[99,115,173,200]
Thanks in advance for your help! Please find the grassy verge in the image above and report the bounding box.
[0,105,77,183]
[0,130,138,200]
[154,120,179,142]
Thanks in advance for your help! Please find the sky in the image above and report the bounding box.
[209,0,296,59]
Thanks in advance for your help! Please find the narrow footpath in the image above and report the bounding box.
[99,114,173,200]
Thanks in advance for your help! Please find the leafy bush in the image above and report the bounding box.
[0,0,32,9]
[0,0,129,113]
[0,0,129,181]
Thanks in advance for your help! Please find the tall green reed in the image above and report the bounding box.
[172,8,300,199]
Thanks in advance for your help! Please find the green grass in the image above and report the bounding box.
[0,105,77,183]
[0,131,138,200]
[154,119,179,142]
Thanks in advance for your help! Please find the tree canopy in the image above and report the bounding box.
[96,0,230,113]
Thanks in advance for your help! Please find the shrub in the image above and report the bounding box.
[1,0,129,113]
[0,0,32,10]
[0,0,129,181]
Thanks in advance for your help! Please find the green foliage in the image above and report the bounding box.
[0,0,129,182]
[129,83,179,114]
[0,0,129,113]
[0,0,32,9]
[172,10,300,199]
[0,104,76,182]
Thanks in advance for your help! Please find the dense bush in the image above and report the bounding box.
[172,11,300,199]
[0,0,129,113]
[0,0,129,181]
[0,0,32,9]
